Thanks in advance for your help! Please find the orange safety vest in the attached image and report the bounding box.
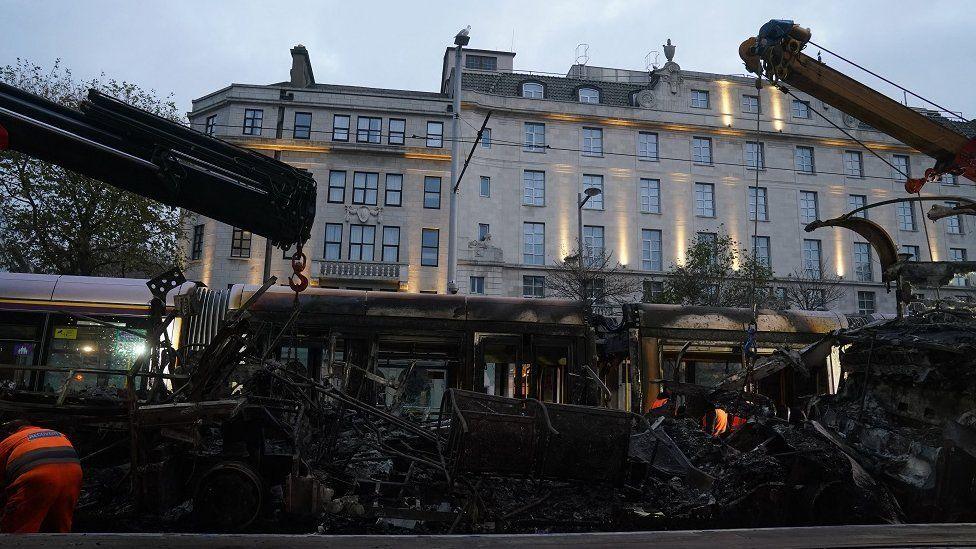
[712,408,729,436]
[650,397,669,410]
[0,426,79,487]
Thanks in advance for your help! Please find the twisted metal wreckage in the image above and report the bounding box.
[1,19,976,533]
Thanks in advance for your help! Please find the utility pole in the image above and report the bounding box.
[446,26,469,295]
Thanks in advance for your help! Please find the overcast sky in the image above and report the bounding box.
[2,0,973,119]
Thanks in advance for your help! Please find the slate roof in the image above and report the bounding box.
[919,110,976,138]
[461,71,653,107]
[269,81,447,101]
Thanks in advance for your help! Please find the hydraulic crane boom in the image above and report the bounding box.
[739,20,976,192]
[0,82,316,250]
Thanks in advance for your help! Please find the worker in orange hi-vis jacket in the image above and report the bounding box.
[0,420,83,533]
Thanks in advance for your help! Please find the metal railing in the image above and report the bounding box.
[316,259,402,280]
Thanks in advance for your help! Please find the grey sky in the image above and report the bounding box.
[2,0,973,119]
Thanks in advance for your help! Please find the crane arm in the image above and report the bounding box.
[739,20,976,192]
[0,82,316,250]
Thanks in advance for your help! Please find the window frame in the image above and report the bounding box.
[352,171,379,205]
[795,146,816,174]
[357,116,382,144]
[190,224,204,260]
[745,141,765,170]
[892,154,911,182]
[481,128,492,148]
[857,291,876,315]
[522,275,545,298]
[897,201,917,231]
[690,89,710,109]
[388,118,406,145]
[802,239,823,278]
[741,94,761,114]
[521,82,545,99]
[946,201,964,234]
[522,170,545,206]
[478,223,490,241]
[204,115,216,136]
[348,224,376,262]
[421,228,440,267]
[849,194,868,219]
[479,176,490,197]
[382,226,401,263]
[748,186,768,221]
[465,55,497,71]
[753,235,771,267]
[582,127,604,156]
[694,182,716,217]
[524,122,546,152]
[384,173,403,207]
[426,121,444,148]
[522,222,546,265]
[582,175,604,210]
[578,87,600,104]
[582,225,605,264]
[854,242,873,282]
[791,99,811,119]
[332,114,350,142]
[799,190,819,224]
[641,228,663,271]
[327,170,346,204]
[243,108,263,136]
[844,150,864,178]
[637,131,659,161]
[230,227,252,258]
[692,136,713,165]
[423,176,442,209]
[293,111,312,139]
[639,178,661,214]
[324,223,343,260]
[469,276,486,294]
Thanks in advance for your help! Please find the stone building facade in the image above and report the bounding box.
[184,43,976,314]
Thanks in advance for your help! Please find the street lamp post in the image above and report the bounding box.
[577,187,602,267]
[446,26,470,295]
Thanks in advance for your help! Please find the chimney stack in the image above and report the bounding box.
[289,45,315,87]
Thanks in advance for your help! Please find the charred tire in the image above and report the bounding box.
[194,461,263,531]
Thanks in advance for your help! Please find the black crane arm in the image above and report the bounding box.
[0,82,315,250]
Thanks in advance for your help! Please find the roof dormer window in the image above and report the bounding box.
[522,82,544,99]
[578,87,600,104]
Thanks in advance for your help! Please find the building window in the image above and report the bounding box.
[857,291,876,315]
[583,225,605,264]
[388,118,405,145]
[854,242,873,282]
[582,127,603,156]
[946,201,964,234]
[900,245,920,261]
[791,99,811,119]
[204,115,216,136]
[243,109,263,136]
[522,170,545,206]
[745,141,765,169]
[469,276,486,294]
[799,191,819,223]
[423,176,441,209]
[638,132,659,161]
[421,229,439,267]
[293,112,312,139]
[641,229,663,271]
[524,122,546,152]
[382,226,400,262]
[349,225,376,261]
[230,228,252,258]
[465,55,497,71]
[480,176,490,197]
[523,222,545,265]
[333,114,350,141]
[426,121,443,147]
[582,175,604,210]
[327,171,346,203]
[802,239,823,278]
[352,172,379,205]
[695,182,715,217]
[691,89,710,109]
[753,236,771,267]
[523,275,545,298]
[643,280,664,301]
[698,232,718,264]
[795,146,815,174]
[478,223,490,241]
[692,137,712,164]
[584,278,606,304]
[481,128,491,148]
[849,194,868,218]
[844,150,864,177]
[522,82,544,99]
[384,174,402,206]
[748,186,768,221]
[578,87,600,104]
[639,179,661,214]
[741,94,761,114]
[892,154,910,182]
[897,201,917,231]
[190,224,204,260]
[357,116,382,143]
[324,223,342,260]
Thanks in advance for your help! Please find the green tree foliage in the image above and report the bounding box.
[0,59,185,276]
[653,230,774,308]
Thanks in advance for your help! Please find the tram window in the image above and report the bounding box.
[534,343,570,403]
[44,320,146,394]
[376,338,459,418]
[688,360,742,388]
[0,323,39,387]
[482,341,523,398]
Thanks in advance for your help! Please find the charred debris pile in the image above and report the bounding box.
[3,277,974,533]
